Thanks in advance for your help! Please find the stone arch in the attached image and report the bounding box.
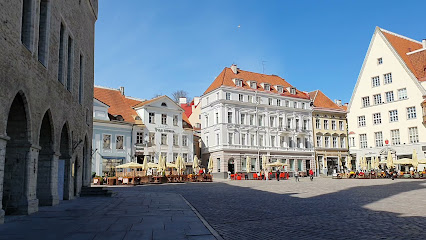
[58,123,71,200]
[36,109,58,206]
[3,92,32,215]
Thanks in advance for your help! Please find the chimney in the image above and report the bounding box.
[231,64,238,74]
[179,97,187,105]
[119,86,125,95]
[193,97,200,106]
[423,39,426,49]
[344,103,348,107]
[334,99,342,106]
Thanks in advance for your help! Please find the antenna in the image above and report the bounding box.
[261,60,267,74]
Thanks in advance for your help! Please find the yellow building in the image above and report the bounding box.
[309,90,349,175]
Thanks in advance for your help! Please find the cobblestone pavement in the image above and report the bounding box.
[115,178,426,240]
[0,192,217,240]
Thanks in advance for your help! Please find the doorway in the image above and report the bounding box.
[228,159,235,174]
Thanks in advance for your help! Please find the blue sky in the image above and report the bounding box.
[94,0,426,103]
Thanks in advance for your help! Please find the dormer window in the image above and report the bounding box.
[249,81,257,89]
[276,86,283,93]
[288,87,296,95]
[233,78,243,87]
[264,84,270,91]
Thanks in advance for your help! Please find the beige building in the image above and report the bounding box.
[0,0,97,223]
[309,90,349,175]
[348,27,426,171]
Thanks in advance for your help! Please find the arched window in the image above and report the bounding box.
[161,102,167,107]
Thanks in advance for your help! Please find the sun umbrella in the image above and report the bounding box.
[142,156,148,171]
[375,156,380,169]
[412,149,418,169]
[192,155,199,174]
[115,162,144,169]
[346,155,352,170]
[246,156,251,173]
[387,151,393,169]
[180,155,187,173]
[176,155,181,175]
[262,155,267,170]
[361,156,367,171]
[208,155,213,173]
[338,157,343,171]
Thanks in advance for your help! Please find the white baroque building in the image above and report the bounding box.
[348,27,426,171]
[201,65,314,178]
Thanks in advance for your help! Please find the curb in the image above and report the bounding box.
[180,194,224,240]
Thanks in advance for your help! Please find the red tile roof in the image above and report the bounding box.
[204,66,310,100]
[181,100,194,118]
[308,90,343,111]
[381,29,426,81]
[94,86,143,124]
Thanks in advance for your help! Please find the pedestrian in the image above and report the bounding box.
[276,168,280,181]
[294,170,299,182]
[309,168,314,181]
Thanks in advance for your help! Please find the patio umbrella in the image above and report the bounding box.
[361,156,367,171]
[142,156,148,171]
[375,156,380,169]
[192,155,199,174]
[387,151,394,169]
[180,155,187,174]
[208,155,213,173]
[262,155,267,170]
[412,149,418,169]
[246,156,251,173]
[115,162,144,169]
[176,155,181,175]
[346,155,352,170]
[338,157,343,171]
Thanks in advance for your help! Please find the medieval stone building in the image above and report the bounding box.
[0,0,98,223]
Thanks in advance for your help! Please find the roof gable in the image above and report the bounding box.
[308,90,342,110]
[133,95,183,112]
[203,66,310,100]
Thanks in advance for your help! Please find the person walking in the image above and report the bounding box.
[309,168,314,181]
[276,168,280,181]
[294,170,299,182]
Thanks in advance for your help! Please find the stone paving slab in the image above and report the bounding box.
[0,191,217,240]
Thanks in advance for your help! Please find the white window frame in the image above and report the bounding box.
[372,76,380,87]
[359,134,367,149]
[373,113,381,125]
[161,133,167,145]
[375,131,383,147]
[389,110,398,122]
[373,94,382,105]
[408,127,419,143]
[102,134,112,150]
[362,96,370,107]
[384,73,392,84]
[391,129,400,145]
[398,88,407,100]
[407,106,416,119]
[385,91,394,103]
[149,112,155,124]
[161,114,167,125]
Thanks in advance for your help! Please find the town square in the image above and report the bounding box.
[0,0,426,239]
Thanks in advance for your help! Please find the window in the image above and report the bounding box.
[373,113,381,125]
[216,133,220,145]
[324,136,330,148]
[21,0,34,50]
[256,96,261,104]
[215,112,219,124]
[248,95,253,103]
[340,137,345,148]
[398,88,407,100]
[408,127,419,143]
[250,134,255,146]
[358,116,366,127]
[324,120,329,129]
[205,116,209,127]
[78,54,84,104]
[339,121,343,131]
[250,82,257,89]
[290,88,296,94]
[350,137,355,147]
[161,114,167,125]
[58,23,65,83]
[285,101,289,107]
[116,135,124,150]
[136,132,144,144]
[228,133,233,145]
[149,112,155,123]
[384,73,392,84]
[235,79,242,87]
[258,115,264,126]
[375,132,383,147]
[389,110,398,122]
[372,76,380,87]
[226,92,231,100]
[391,129,400,145]
[359,134,367,149]
[161,102,168,107]
[303,120,308,130]
[259,135,264,147]
[161,134,167,145]
[385,91,394,102]
[264,84,270,91]
[378,58,383,65]
[279,117,283,128]
[302,103,305,109]
[103,134,111,150]
[227,112,232,123]
[407,107,416,119]
[37,0,50,65]
[277,86,283,93]
[331,120,336,130]
[277,99,281,106]
[305,138,309,148]
[288,137,293,148]
[250,115,254,125]
[173,134,178,146]
[287,118,292,129]
[271,136,275,147]
[316,136,322,147]
[239,94,243,102]
[269,116,275,127]
[240,114,245,124]
[362,97,370,107]
[66,36,73,91]
[268,98,272,105]
[280,136,285,147]
[149,132,155,145]
[241,134,246,145]
[173,115,178,126]
[332,137,338,148]
[373,94,382,105]
[217,158,221,172]
[293,102,298,108]
[182,135,188,146]
[316,119,321,129]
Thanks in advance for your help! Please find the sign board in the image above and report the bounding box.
[155,128,175,133]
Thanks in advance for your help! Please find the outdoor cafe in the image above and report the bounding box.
[229,156,291,180]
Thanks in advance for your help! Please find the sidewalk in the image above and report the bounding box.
[0,190,219,240]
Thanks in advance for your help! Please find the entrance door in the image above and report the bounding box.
[305,160,310,175]
[228,163,234,174]
[58,160,65,201]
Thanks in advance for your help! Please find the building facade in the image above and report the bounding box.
[309,90,349,175]
[201,65,315,178]
[0,0,97,223]
[348,27,426,171]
